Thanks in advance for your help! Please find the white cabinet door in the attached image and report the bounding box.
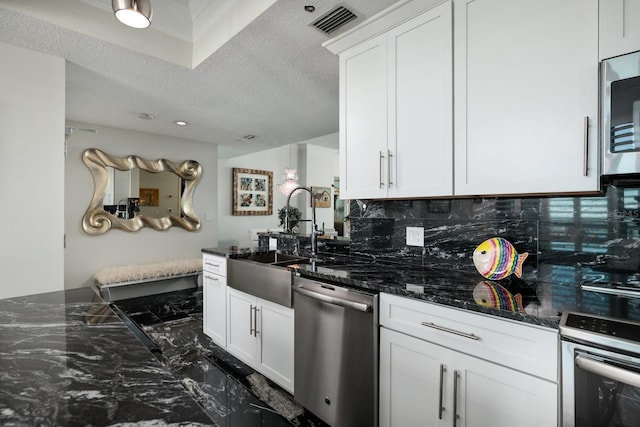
[226,288,295,393]
[455,352,558,427]
[340,2,453,199]
[202,253,227,347]
[453,0,598,196]
[226,288,258,366]
[388,1,453,198]
[380,327,450,427]
[203,272,226,347]
[380,327,559,427]
[257,299,294,393]
[600,0,640,60]
[340,35,388,199]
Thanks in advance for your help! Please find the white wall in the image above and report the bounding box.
[217,133,339,245]
[0,42,65,299]
[64,122,218,289]
[303,137,340,233]
[218,144,302,246]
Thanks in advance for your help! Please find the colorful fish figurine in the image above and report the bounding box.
[473,281,524,313]
[472,237,528,280]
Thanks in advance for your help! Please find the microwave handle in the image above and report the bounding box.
[583,116,589,176]
[576,354,640,388]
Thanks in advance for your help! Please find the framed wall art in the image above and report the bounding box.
[311,186,332,208]
[232,168,273,215]
[139,188,159,206]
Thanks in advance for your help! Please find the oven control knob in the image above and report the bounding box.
[324,397,331,405]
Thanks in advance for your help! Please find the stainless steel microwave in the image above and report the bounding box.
[602,50,640,177]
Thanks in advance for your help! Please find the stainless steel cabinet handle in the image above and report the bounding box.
[293,286,371,312]
[205,275,219,281]
[453,370,460,427]
[379,151,385,188]
[583,116,589,176]
[421,321,480,341]
[253,307,259,337]
[576,354,640,388]
[206,261,220,267]
[387,149,393,187]
[249,305,255,336]
[438,364,446,420]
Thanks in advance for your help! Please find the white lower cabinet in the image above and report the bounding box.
[203,272,227,347]
[379,294,558,427]
[202,253,227,348]
[456,351,557,427]
[380,328,558,427]
[226,287,294,393]
[380,327,448,426]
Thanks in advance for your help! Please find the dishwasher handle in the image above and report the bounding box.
[294,286,372,312]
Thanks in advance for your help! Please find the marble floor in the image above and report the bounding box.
[112,288,329,427]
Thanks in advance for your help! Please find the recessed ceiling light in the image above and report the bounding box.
[137,112,155,120]
[175,120,188,126]
[304,5,316,12]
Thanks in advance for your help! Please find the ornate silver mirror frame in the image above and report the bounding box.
[82,148,202,235]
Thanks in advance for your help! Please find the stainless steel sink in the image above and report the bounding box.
[227,251,310,307]
[237,251,309,266]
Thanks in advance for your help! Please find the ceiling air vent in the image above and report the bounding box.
[310,5,358,35]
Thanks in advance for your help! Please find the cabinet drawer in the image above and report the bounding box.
[203,253,227,276]
[203,271,226,287]
[380,293,558,382]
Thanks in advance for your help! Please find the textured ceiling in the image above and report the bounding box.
[0,0,400,158]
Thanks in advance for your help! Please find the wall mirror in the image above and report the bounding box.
[82,148,202,235]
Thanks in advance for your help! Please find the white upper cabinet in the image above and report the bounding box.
[332,0,453,199]
[600,0,640,60]
[340,35,389,199]
[329,0,601,199]
[388,4,453,198]
[453,0,599,196]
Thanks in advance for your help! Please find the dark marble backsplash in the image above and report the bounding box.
[261,185,640,288]
[347,185,640,284]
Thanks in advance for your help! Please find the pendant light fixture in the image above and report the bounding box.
[112,0,153,29]
[278,144,299,196]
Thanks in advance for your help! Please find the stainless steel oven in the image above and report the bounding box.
[560,312,640,426]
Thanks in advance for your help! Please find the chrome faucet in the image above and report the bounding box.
[284,186,324,257]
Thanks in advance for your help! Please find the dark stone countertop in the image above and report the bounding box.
[203,247,640,329]
[0,287,214,426]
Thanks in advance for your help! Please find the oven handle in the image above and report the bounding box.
[576,354,640,388]
[293,286,372,312]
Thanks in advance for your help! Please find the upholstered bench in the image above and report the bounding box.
[94,258,202,302]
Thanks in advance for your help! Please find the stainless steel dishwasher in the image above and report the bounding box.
[293,276,378,427]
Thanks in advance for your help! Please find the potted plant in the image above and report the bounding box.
[278,206,302,233]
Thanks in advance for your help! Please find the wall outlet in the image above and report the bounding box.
[406,226,424,247]
[406,283,425,294]
[269,237,278,250]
